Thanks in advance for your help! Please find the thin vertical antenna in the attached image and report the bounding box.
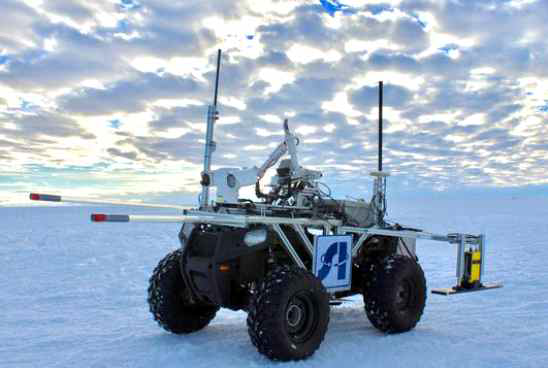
[378,81,383,172]
[213,49,221,107]
[200,49,222,208]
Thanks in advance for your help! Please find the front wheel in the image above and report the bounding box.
[247,266,330,361]
[147,249,219,334]
[362,255,426,333]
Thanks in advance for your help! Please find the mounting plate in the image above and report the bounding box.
[431,282,503,296]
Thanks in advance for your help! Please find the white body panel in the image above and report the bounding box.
[210,167,259,203]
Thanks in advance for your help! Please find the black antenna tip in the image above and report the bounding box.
[213,50,222,107]
[378,81,383,172]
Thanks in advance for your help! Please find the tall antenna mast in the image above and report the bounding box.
[200,49,222,208]
[378,81,383,172]
[371,81,389,226]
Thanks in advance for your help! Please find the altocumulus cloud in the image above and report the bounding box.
[0,0,546,203]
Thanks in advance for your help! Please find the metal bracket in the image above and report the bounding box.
[291,224,314,255]
[456,234,466,284]
[352,233,370,257]
[273,224,306,269]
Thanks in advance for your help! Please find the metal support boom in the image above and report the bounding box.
[29,193,191,210]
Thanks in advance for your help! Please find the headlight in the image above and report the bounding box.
[244,228,267,247]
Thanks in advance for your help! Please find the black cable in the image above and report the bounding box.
[388,223,419,262]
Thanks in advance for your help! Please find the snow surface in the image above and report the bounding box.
[1,198,547,367]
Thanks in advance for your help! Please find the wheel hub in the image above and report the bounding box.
[395,280,414,310]
[285,292,318,343]
[286,303,304,328]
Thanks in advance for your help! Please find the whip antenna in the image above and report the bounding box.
[371,81,388,226]
[213,49,221,107]
[378,81,383,172]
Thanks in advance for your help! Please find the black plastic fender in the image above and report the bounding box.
[180,225,269,310]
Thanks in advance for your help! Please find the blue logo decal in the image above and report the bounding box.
[317,241,348,281]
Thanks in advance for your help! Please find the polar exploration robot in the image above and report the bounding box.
[30,50,501,361]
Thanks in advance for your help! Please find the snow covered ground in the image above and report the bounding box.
[1,197,547,367]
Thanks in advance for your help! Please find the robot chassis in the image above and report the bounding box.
[29,50,501,361]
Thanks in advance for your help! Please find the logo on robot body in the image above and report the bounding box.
[314,235,352,291]
[317,241,348,281]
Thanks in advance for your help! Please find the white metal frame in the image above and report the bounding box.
[29,192,485,289]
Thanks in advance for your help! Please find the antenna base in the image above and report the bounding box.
[370,171,390,178]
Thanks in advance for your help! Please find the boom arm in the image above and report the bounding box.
[257,141,287,180]
[90,211,342,227]
[29,193,192,211]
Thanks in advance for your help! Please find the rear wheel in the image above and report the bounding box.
[247,266,330,361]
[147,249,219,334]
[362,255,426,333]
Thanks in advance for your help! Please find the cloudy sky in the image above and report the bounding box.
[0,0,546,205]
